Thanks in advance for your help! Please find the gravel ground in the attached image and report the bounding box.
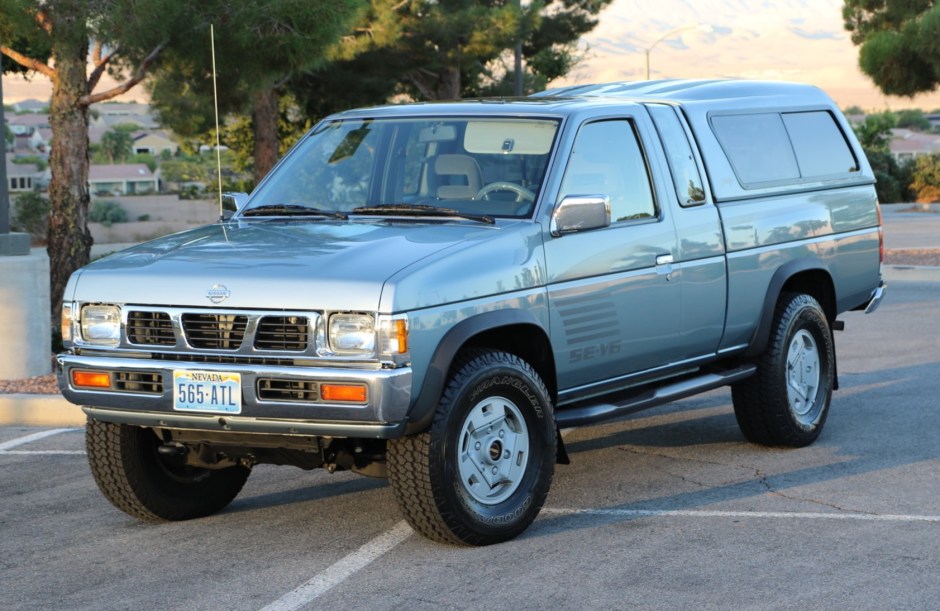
[886,248,940,267]
[0,374,59,395]
[2,249,936,395]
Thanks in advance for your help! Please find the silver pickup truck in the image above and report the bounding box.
[58,79,885,545]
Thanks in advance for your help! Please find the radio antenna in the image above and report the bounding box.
[210,24,224,219]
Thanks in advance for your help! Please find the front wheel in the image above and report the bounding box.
[86,419,251,521]
[387,350,556,545]
[732,293,835,447]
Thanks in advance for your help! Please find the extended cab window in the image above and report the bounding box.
[648,104,706,206]
[558,119,656,222]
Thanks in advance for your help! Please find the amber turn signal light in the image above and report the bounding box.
[72,371,112,389]
[320,384,367,402]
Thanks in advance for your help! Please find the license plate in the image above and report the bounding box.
[173,370,242,414]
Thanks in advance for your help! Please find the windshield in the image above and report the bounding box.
[244,116,560,219]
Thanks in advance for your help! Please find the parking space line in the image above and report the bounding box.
[260,520,413,611]
[542,507,940,523]
[0,428,81,452]
[0,450,86,455]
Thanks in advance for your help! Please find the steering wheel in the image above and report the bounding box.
[475,182,536,203]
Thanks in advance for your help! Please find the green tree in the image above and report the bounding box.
[852,111,896,153]
[319,0,612,103]
[1,0,203,325]
[843,1,940,97]
[11,191,50,241]
[867,150,914,203]
[99,126,135,163]
[11,155,48,171]
[895,108,932,131]
[147,0,364,185]
[290,0,612,136]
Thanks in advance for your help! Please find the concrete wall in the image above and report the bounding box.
[0,250,50,378]
[89,195,220,244]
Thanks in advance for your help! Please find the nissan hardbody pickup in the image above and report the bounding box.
[58,80,886,545]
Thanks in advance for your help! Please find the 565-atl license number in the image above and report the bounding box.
[173,370,242,414]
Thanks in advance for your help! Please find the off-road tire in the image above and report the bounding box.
[732,292,834,447]
[387,350,556,545]
[86,418,250,521]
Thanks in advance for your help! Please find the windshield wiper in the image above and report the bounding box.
[241,204,348,220]
[352,204,494,225]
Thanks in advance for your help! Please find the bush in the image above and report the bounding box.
[178,185,205,200]
[910,153,940,203]
[865,150,914,203]
[89,200,129,227]
[137,214,151,222]
[11,192,51,241]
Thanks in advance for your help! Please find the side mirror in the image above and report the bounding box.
[550,195,611,237]
[220,192,249,219]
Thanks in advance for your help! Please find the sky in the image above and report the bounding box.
[4,0,940,112]
[555,0,940,111]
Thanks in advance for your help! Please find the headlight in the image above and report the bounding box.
[80,305,121,346]
[328,314,375,356]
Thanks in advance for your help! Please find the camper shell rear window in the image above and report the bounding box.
[710,110,859,189]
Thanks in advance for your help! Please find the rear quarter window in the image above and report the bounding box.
[711,110,858,189]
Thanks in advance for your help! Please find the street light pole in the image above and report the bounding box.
[643,23,713,80]
[513,0,523,97]
[0,39,30,255]
[1,45,10,235]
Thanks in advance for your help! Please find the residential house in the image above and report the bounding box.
[890,128,940,163]
[89,164,160,195]
[11,99,48,114]
[6,112,49,136]
[5,153,47,192]
[91,102,159,131]
[133,130,179,156]
[6,113,51,155]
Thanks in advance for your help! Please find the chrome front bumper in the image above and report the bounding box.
[56,353,412,438]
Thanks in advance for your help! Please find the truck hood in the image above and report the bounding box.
[71,220,504,311]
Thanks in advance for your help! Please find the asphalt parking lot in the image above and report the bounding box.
[2,268,938,610]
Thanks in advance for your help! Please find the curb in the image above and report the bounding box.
[0,394,85,427]
[885,265,940,283]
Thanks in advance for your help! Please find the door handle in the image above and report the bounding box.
[656,254,674,266]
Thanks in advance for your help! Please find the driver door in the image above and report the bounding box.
[545,116,683,393]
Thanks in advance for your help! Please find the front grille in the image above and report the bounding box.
[158,353,296,367]
[255,316,309,351]
[257,379,318,402]
[181,313,248,350]
[114,371,163,394]
[127,311,175,346]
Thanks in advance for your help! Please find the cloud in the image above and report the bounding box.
[788,27,843,41]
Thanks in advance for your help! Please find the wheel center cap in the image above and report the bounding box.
[488,439,503,462]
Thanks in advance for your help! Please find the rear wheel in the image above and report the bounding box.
[732,292,834,447]
[86,419,250,521]
[387,350,555,545]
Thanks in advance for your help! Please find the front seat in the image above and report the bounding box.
[434,154,483,199]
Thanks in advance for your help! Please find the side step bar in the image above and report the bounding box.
[555,364,757,428]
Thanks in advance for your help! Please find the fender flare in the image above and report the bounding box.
[744,257,834,358]
[405,308,549,434]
